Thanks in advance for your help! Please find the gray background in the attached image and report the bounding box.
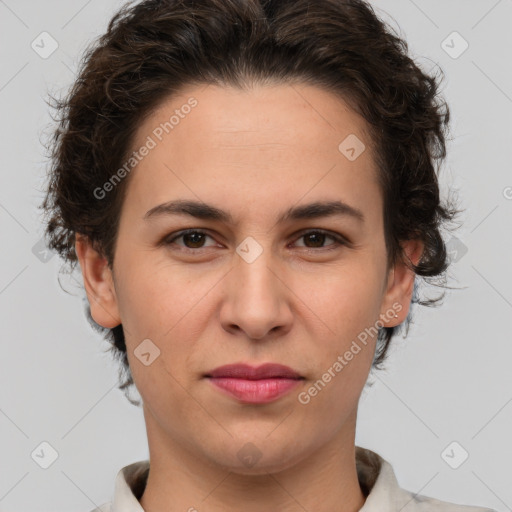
[1,0,511,510]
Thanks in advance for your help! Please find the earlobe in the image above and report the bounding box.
[380,238,424,326]
[74,234,121,329]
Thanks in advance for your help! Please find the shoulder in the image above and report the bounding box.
[379,460,496,512]
[86,459,149,512]
[395,487,496,512]
[356,446,496,512]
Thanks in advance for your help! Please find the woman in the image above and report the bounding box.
[41,0,496,510]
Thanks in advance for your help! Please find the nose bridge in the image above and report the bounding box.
[233,239,281,303]
[221,237,291,339]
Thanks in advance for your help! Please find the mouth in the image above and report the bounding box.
[204,363,305,404]
[205,363,303,380]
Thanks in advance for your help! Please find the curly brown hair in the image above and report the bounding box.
[40,0,461,404]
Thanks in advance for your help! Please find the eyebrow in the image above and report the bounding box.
[143,199,365,224]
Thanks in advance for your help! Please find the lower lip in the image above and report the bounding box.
[207,377,302,403]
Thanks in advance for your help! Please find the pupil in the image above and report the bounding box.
[306,233,324,247]
[185,232,204,248]
[182,232,326,249]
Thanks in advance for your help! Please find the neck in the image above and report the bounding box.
[139,408,366,512]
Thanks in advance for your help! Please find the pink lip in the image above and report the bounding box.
[207,363,302,379]
[205,363,304,404]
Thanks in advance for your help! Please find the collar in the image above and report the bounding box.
[95,446,493,512]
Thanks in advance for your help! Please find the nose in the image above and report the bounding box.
[219,248,293,341]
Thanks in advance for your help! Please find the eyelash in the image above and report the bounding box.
[162,228,349,254]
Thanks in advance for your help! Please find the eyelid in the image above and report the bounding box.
[162,227,351,252]
[292,228,350,247]
[162,228,220,249]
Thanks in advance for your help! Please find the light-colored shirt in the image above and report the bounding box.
[89,446,495,512]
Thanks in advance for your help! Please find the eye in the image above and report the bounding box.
[162,228,348,253]
[291,229,347,251]
[164,229,218,250]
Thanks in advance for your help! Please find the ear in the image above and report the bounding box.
[379,238,423,327]
[74,233,121,329]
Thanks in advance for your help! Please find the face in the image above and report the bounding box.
[76,82,420,474]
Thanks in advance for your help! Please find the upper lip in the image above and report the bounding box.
[205,363,303,380]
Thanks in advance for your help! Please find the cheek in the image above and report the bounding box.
[296,261,384,331]
[118,271,198,421]
[113,250,203,332]
[114,258,217,382]
[293,264,383,385]
[299,282,379,418]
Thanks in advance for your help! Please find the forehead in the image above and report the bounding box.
[123,82,382,228]
[139,82,372,148]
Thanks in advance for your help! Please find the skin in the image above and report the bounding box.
[75,82,422,512]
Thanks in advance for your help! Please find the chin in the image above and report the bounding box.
[204,435,309,476]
